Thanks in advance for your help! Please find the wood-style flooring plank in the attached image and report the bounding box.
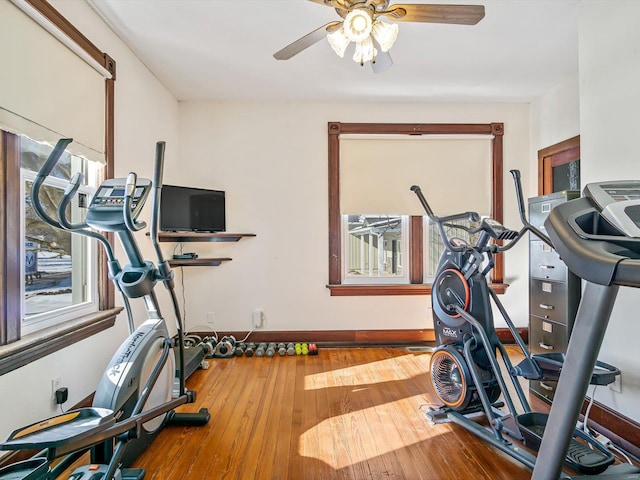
[129,347,535,479]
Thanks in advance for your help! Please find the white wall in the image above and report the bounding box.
[530,74,580,194]
[174,101,532,334]
[535,75,580,150]
[577,0,640,420]
[0,0,180,448]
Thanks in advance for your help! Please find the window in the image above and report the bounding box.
[21,137,99,335]
[0,1,117,372]
[327,122,506,296]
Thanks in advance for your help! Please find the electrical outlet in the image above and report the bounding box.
[610,373,622,393]
[51,376,62,395]
[253,309,265,329]
[207,312,216,324]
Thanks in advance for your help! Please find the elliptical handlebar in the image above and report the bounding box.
[145,141,188,397]
[123,172,147,232]
[32,138,73,231]
[33,138,117,263]
[411,185,480,223]
[149,141,166,264]
[410,185,436,219]
[410,184,480,253]
[410,170,556,256]
[508,170,554,248]
[510,170,528,227]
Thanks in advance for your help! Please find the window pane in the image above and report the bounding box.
[21,135,95,324]
[552,159,580,192]
[24,180,89,316]
[346,215,403,278]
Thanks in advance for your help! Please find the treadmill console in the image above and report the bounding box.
[584,181,640,238]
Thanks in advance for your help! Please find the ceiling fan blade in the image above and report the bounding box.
[273,21,343,60]
[371,49,393,73]
[307,0,347,8]
[382,4,485,25]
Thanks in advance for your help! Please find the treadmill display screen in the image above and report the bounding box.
[603,187,640,202]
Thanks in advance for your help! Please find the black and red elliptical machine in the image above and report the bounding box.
[412,171,640,479]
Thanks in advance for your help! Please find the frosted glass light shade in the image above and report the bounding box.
[372,20,399,52]
[353,36,377,65]
[326,10,396,66]
[343,9,373,43]
[327,28,350,58]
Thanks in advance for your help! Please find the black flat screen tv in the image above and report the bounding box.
[160,184,226,232]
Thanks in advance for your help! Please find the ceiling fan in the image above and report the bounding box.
[273,1,485,73]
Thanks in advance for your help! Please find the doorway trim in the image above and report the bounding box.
[538,135,580,195]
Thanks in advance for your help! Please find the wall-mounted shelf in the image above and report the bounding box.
[154,232,256,243]
[150,231,255,268]
[169,257,232,267]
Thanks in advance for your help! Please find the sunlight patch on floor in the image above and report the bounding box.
[303,354,430,391]
[298,394,444,470]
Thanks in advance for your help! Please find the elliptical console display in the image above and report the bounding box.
[87,178,151,231]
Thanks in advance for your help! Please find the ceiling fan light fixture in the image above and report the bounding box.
[352,36,377,66]
[371,20,399,52]
[343,9,373,43]
[327,27,350,58]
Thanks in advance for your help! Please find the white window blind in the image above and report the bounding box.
[340,136,493,216]
[0,0,107,163]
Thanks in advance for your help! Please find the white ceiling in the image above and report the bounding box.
[87,0,579,103]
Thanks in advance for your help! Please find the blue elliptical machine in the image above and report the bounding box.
[0,139,209,480]
[411,170,640,479]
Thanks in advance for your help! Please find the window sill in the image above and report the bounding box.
[0,308,122,376]
[327,283,508,296]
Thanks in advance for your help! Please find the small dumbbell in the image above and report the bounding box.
[201,340,215,359]
[244,342,256,357]
[277,343,287,356]
[286,343,296,355]
[256,342,267,357]
[266,343,276,357]
[235,342,245,357]
[203,337,217,359]
[308,343,318,355]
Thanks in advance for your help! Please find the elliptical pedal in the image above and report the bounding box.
[517,413,614,475]
[565,439,613,474]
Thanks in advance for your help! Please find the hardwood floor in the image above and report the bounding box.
[132,347,533,479]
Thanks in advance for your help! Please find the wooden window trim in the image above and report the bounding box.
[538,135,580,195]
[327,122,505,296]
[0,1,116,361]
[0,308,121,376]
